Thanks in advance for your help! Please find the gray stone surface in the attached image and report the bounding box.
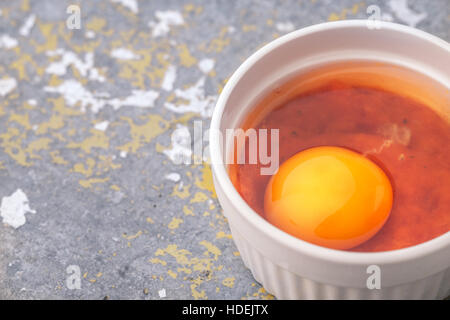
[0,0,448,299]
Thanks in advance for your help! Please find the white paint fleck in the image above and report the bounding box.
[27,99,37,106]
[110,47,140,60]
[0,78,17,97]
[45,80,107,113]
[381,13,394,22]
[108,90,160,109]
[164,77,217,118]
[161,65,177,91]
[388,0,427,27]
[45,80,159,113]
[120,151,127,158]
[46,49,105,82]
[85,31,96,39]
[0,34,18,49]
[1,189,36,229]
[19,14,36,37]
[111,0,138,14]
[158,288,166,298]
[275,21,295,33]
[163,125,192,165]
[94,121,109,131]
[111,190,125,204]
[198,59,215,74]
[149,11,184,37]
[165,172,181,182]
[88,68,105,82]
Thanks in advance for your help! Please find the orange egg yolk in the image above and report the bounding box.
[264,146,393,250]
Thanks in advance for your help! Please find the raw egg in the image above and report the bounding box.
[264,146,393,250]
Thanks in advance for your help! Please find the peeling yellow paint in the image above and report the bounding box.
[154,244,217,279]
[0,128,27,166]
[73,158,96,177]
[118,115,169,153]
[21,0,30,11]
[183,205,195,216]
[50,97,82,116]
[222,277,235,288]
[0,127,53,166]
[122,230,143,240]
[195,164,216,197]
[216,231,232,239]
[97,155,122,173]
[168,217,183,229]
[79,177,109,188]
[149,258,167,266]
[190,191,208,203]
[31,21,58,53]
[183,3,204,15]
[328,2,365,21]
[199,240,221,260]
[252,287,275,300]
[178,44,197,67]
[116,48,153,89]
[177,267,192,274]
[200,26,231,53]
[110,184,120,191]
[9,113,32,130]
[171,183,191,199]
[36,114,65,134]
[86,17,107,32]
[191,283,207,299]
[155,244,192,265]
[167,270,178,279]
[25,138,52,160]
[11,50,45,80]
[67,129,109,153]
[242,24,257,32]
[183,3,195,13]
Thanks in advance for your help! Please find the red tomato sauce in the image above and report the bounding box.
[229,63,450,252]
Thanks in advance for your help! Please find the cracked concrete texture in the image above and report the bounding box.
[0,0,448,299]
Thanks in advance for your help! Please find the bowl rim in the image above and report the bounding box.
[209,20,450,266]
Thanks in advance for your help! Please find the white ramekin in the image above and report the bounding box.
[210,20,450,300]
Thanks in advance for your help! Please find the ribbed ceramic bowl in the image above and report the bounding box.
[210,20,450,299]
